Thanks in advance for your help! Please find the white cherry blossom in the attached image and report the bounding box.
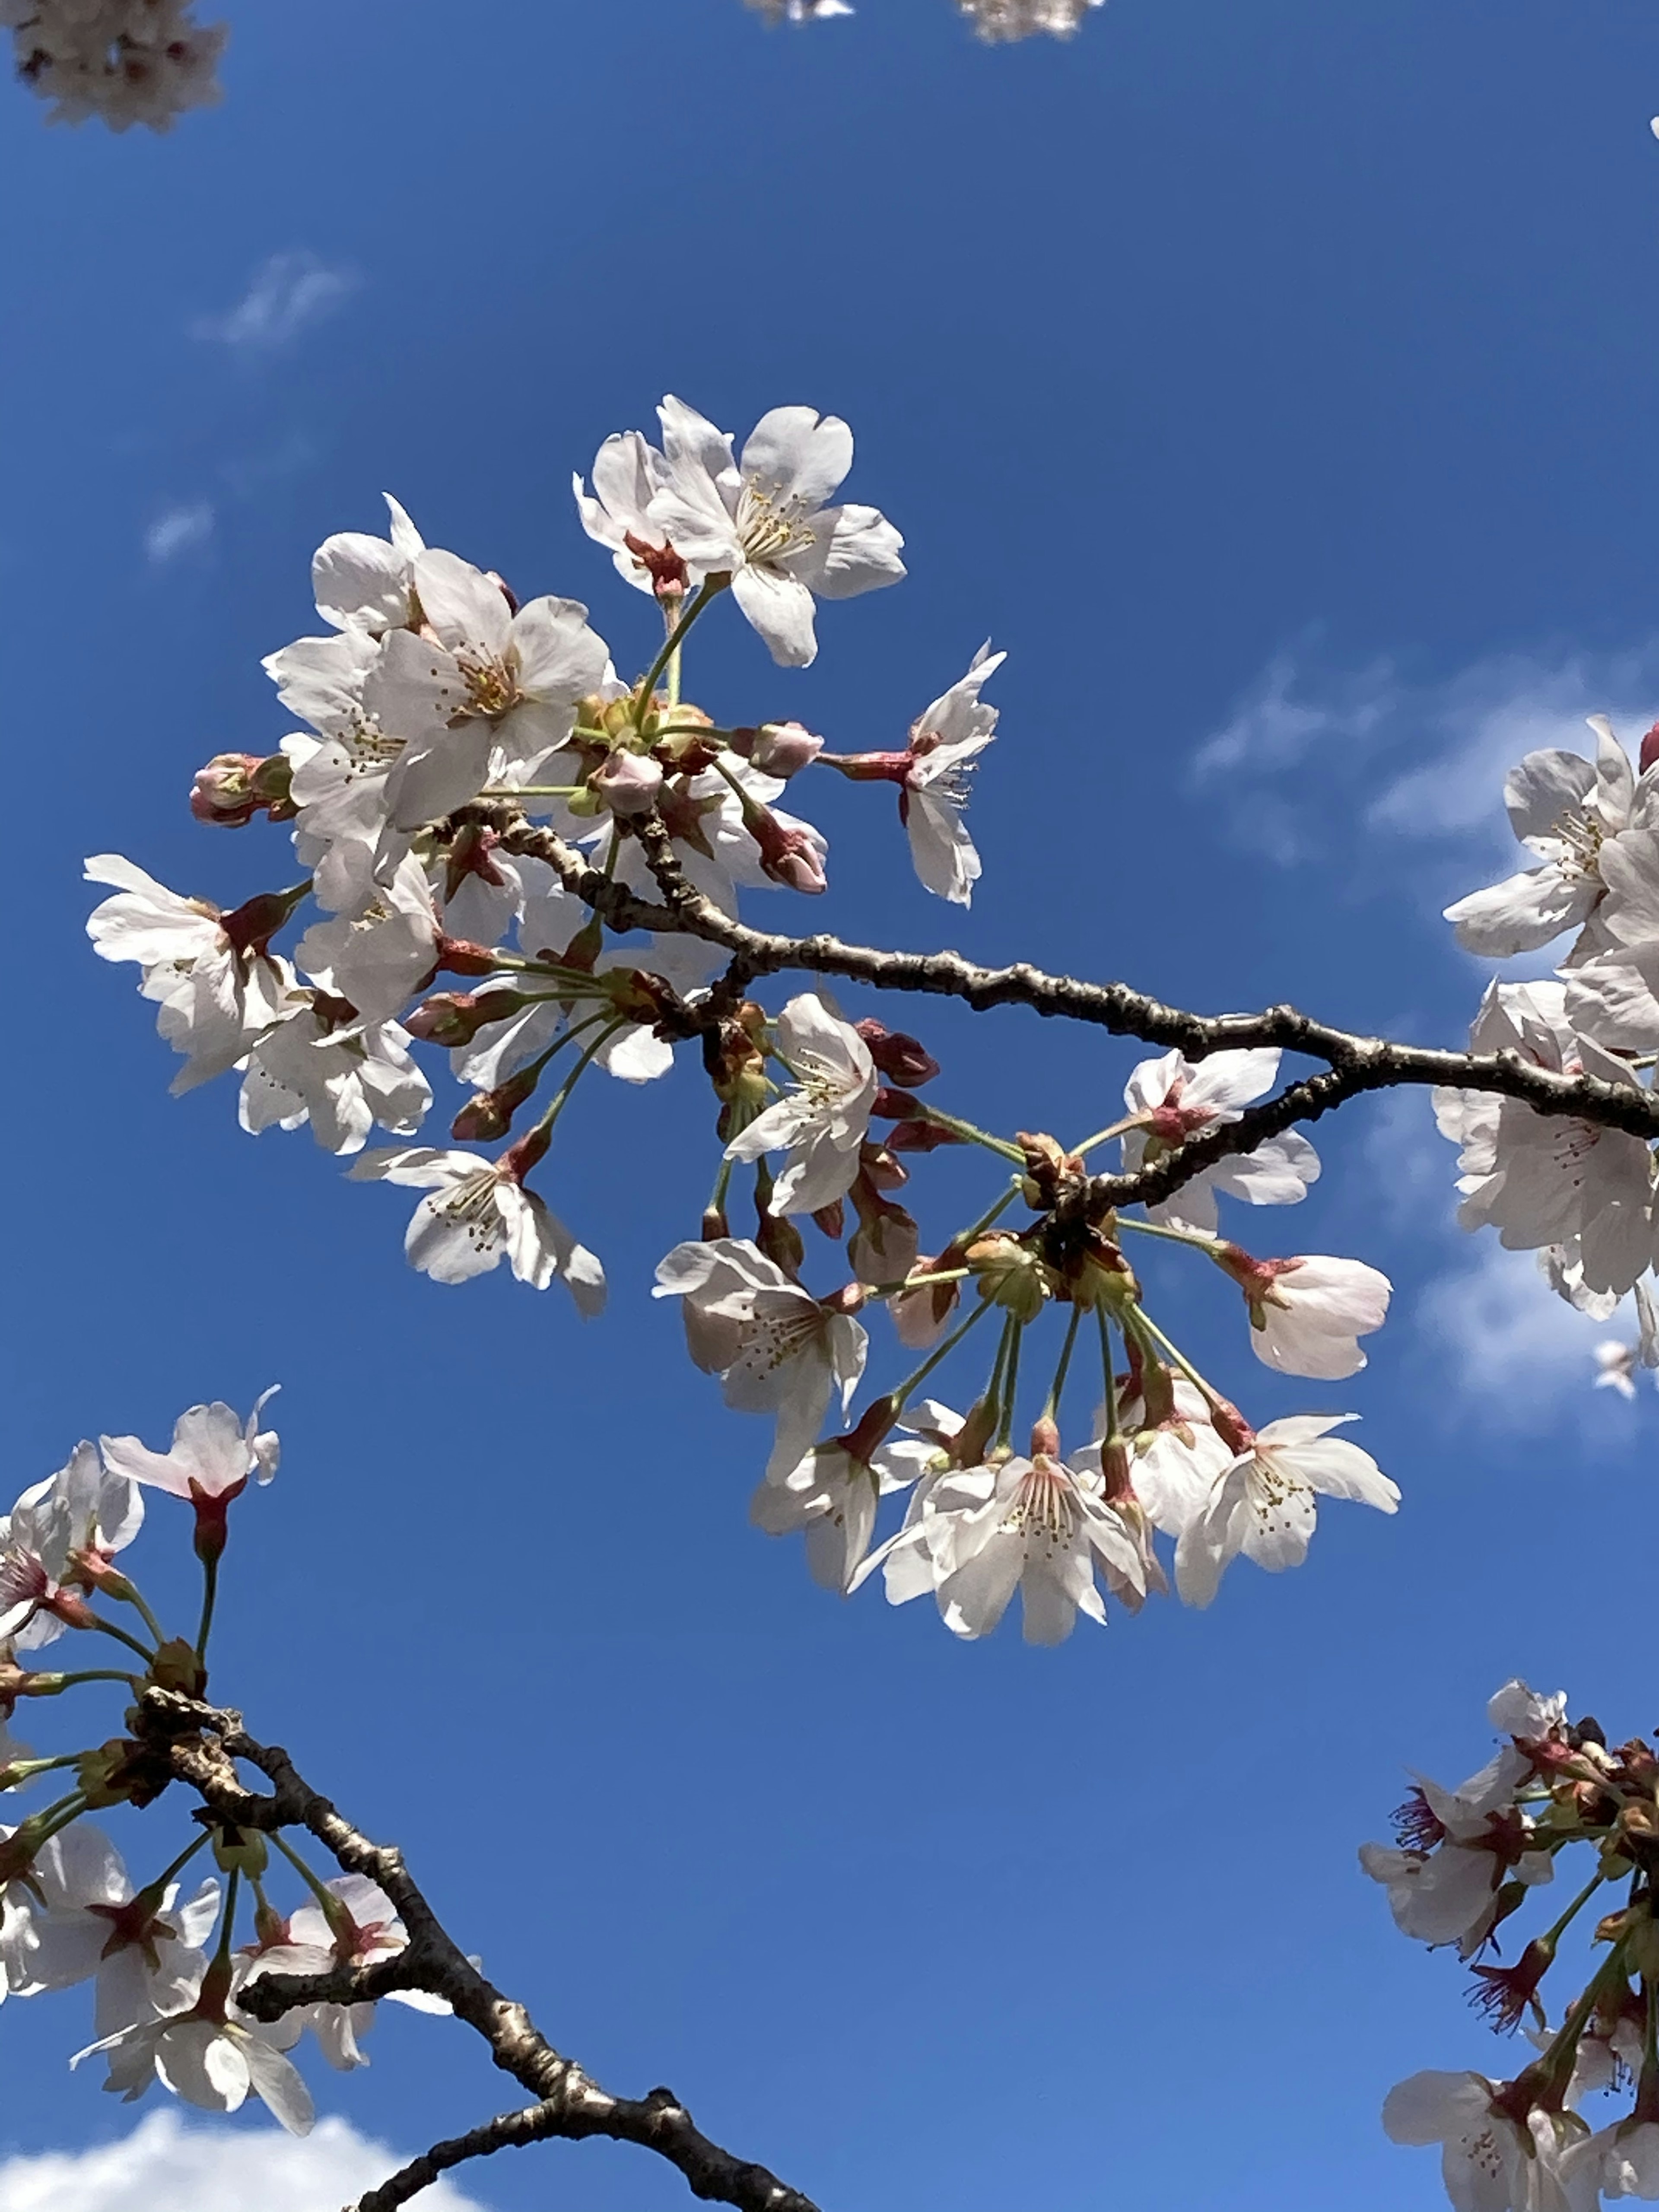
[1121,1046,1320,1234]
[753,1434,935,1593]
[573,426,694,594]
[1489,1678,1569,1741]
[1223,1250,1392,1379]
[293,853,444,1026]
[0,1441,143,1651]
[1443,719,1640,957]
[85,857,294,1093]
[1436,982,1655,1298]
[654,1239,867,1476]
[73,1992,315,2136]
[9,1824,219,2037]
[101,1394,280,1505]
[1360,1745,1550,1953]
[723,994,877,1214]
[239,998,431,1154]
[1382,2072,1597,2212]
[1173,1415,1397,1608]
[310,495,426,635]
[647,397,905,667]
[900,646,1004,904]
[350,1146,606,1307]
[1596,1340,1640,1398]
[390,552,610,824]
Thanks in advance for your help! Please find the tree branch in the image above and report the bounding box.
[482,807,1659,1159]
[137,1689,821,2212]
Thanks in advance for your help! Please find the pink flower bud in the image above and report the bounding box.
[190,752,294,827]
[746,721,824,778]
[589,750,664,817]
[855,1020,940,1087]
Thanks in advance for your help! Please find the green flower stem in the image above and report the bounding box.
[82,1615,156,1665]
[1042,1303,1084,1422]
[908,1103,1027,1166]
[1116,1216,1224,1254]
[1097,1308,1123,1444]
[149,1830,212,1896]
[864,1265,973,1299]
[527,1019,629,1141]
[890,1294,997,1414]
[30,1669,141,1694]
[477,785,586,801]
[634,578,727,727]
[272,1828,343,1921]
[1124,1305,1231,1413]
[1532,1938,1633,2085]
[995,1322,1025,1451]
[211,1867,242,1972]
[112,1584,168,1651]
[1071,1111,1151,1158]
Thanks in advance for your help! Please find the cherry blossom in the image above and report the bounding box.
[1436,982,1655,1299]
[73,1986,315,2136]
[899,646,1004,905]
[390,551,610,823]
[654,1239,867,1476]
[1219,1249,1392,1379]
[1443,719,1640,957]
[1120,1046,1319,1233]
[8,1823,219,2037]
[1360,1742,1550,1952]
[85,857,296,1093]
[239,997,431,1155]
[7,0,226,131]
[101,1394,280,1509]
[647,397,905,667]
[753,1433,935,1593]
[723,994,877,1214]
[958,0,1106,37]
[0,1442,143,1651]
[1382,2072,1592,2212]
[310,494,426,635]
[573,425,693,596]
[1172,1415,1397,1608]
[350,1145,606,1307]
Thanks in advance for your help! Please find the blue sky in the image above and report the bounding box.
[3,1,1659,2206]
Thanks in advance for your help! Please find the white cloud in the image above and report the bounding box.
[144,503,214,566]
[1416,1238,1626,1421]
[192,251,358,354]
[0,2110,493,2212]
[1193,640,1659,868]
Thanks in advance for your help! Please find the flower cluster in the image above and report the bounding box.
[1371,1680,1659,2210]
[89,400,1402,1630]
[2,0,224,130]
[1437,718,1659,1380]
[660,1026,1394,1636]
[0,1398,441,2136]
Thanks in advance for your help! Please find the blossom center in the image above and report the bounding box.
[1002,1459,1077,1550]
[735,481,817,567]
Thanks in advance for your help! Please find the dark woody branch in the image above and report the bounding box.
[477,807,1659,1201]
[137,1689,821,2212]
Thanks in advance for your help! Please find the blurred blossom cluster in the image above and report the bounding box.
[1,0,223,129]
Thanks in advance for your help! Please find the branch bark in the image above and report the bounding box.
[477,807,1659,1206]
[137,1689,821,2212]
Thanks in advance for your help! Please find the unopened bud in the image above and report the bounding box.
[735,721,824,778]
[451,1061,542,1142]
[405,988,525,1046]
[855,1021,940,1087]
[212,1824,269,1878]
[190,752,295,827]
[812,1200,846,1240]
[432,934,501,979]
[756,1207,806,1277]
[1642,721,1659,777]
[887,1118,963,1153]
[589,750,664,817]
[748,805,827,895]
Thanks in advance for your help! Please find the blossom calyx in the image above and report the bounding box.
[968,1236,1049,1320]
[78,1735,173,1810]
[623,529,689,598]
[854,1020,940,1087]
[750,804,829,894]
[886,1116,963,1152]
[219,880,311,958]
[190,752,296,828]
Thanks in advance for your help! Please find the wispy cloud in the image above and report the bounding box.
[0,2110,490,2212]
[192,250,358,355]
[1193,639,1659,869]
[144,502,215,566]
